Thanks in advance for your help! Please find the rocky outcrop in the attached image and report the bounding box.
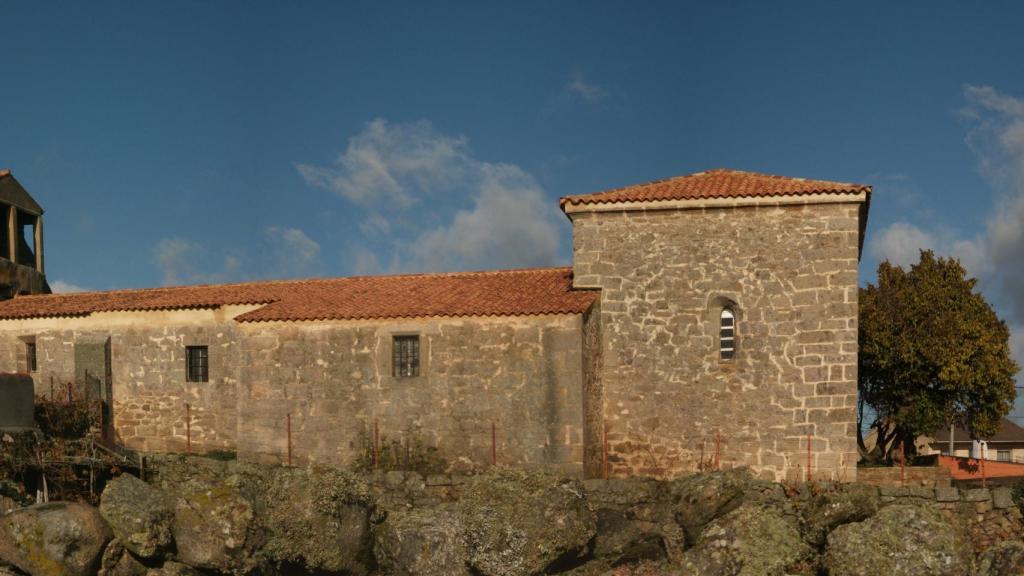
[823,504,973,576]
[149,456,374,575]
[170,473,256,573]
[143,561,202,576]
[679,504,810,576]
[255,466,374,575]
[99,475,174,560]
[98,540,147,576]
[584,479,675,565]
[458,468,596,576]
[0,502,112,576]
[7,460,1024,576]
[796,483,880,546]
[373,505,470,576]
[665,467,783,545]
[976,541,1024,576]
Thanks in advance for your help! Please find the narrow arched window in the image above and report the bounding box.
[720,308,735,360]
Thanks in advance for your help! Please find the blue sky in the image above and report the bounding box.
[3,2,1024,404]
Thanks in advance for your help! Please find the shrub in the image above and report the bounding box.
[353,425,447,475]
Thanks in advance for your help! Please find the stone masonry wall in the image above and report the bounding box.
[0,318,240,453]
[0,311,585,472]
[571,202,863,482]
[235,315,584,471]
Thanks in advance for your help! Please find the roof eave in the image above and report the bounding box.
[561,190,871,215]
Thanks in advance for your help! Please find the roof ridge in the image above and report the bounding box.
[560,168,870,207]
[0,169,10,178]
[22,266,575,299]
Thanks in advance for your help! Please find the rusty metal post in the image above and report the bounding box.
[491,421,497,466]
[602,422,609,479]
[185,403,192,454]
[373,418,380,471]
[899,441,905,485]
[718,432,724,470]
[66,382,72,404]
[287,413,293,467]
[807,434,812,482]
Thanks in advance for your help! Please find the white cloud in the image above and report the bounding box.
[49,280,87,293]
[868,86,1024,379]
[264,226,321,278]
[869,222,937,269]
[962,86,1024,326]
[564,73,608,103]
[154,238,201,286]
[298,119,563,273]
[153,238,243,286]
[410,164,560,271]
[869,221,987,276]
[296,119,468,209]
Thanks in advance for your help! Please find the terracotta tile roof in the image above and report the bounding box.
[560,169,871,208]
[0,267,598,322]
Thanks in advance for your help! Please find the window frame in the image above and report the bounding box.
[185,345,209,383]
[392,334,421,378]
[719,307,736,361]
[25,339,37,373]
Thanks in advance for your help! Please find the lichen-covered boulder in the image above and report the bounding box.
[171,474,256,573]
[0,502,113,576]
[796,484,879,546]
[823,504,972,576]
[256,466,374,575]
[974,541,1024,576]
[100,474,175,559]
[591,508,666,566]
[678,503,810,576]
[98,540,147,576]
[665,468,771,544]
[457,468,597,576]
[144,561,203,576]
[374,504,470,576]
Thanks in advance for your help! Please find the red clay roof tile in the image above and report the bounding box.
[560,168,870,208]
[0,267,597,322]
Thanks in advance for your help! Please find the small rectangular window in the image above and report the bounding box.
[998,450,1011,462]
[186,346,209,383]
[25,340,37,372]
[393,335,420,378]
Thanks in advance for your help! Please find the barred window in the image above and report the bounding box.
[393,335,420,378]
[186,346,209,383]
[25,340,37,372]
[720,308,735,361]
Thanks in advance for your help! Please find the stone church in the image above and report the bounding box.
[0,168,870,481]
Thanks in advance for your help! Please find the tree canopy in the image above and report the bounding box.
[859,250,1019,461]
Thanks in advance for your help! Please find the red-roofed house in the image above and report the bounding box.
[0,168,870,480]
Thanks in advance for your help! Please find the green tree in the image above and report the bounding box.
[858,250,1019,462]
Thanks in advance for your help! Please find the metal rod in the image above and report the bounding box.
[491,421,496,466]
[714,431,721,471]
[602,422,609,479]
[287,413,293,467]
[807,434,812,482]
[185,403,192,454]
[899,441,905,485]
[373,418,380,471]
